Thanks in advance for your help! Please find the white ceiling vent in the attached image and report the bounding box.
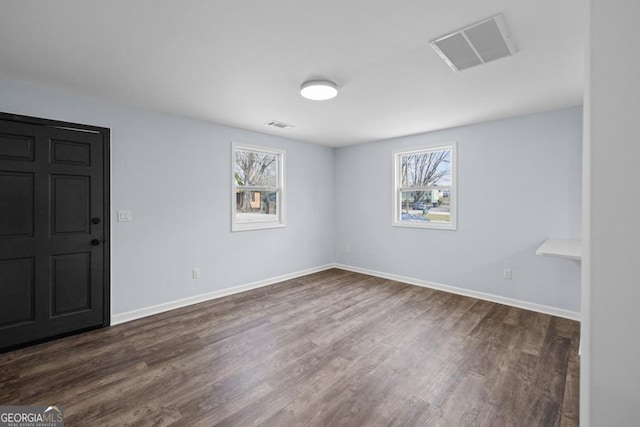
[430,14,517,73]
[265,120,295,129]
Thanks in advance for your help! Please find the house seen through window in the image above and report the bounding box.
[394,143,457,230]
[232,143,285,231]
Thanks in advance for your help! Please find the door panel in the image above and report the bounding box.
[51,174,91,235]
[0,132,35,161]
[0,114,109,351]
[0,171,34,238]
[0,257,35,327]
[50,139,91,166]
[51,252,91,316]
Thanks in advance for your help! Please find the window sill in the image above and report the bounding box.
[232,222,286,232]
[392,221,457,231]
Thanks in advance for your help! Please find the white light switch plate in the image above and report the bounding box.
[117,210,132,222]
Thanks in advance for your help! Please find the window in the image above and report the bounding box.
[232,142,285,231]
[393,143,457,230]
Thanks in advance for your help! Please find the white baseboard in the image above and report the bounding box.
[111,262,580,326]
[111,264,335,326]
[334,263,581,321]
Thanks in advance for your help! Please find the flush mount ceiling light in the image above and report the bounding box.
[300,79,338,101]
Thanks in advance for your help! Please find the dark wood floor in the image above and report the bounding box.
[0,269,579,426]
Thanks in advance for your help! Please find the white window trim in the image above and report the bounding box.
[392,142,457,230]
[231,142,286,232]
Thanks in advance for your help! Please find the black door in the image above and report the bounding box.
[0,113,110,351]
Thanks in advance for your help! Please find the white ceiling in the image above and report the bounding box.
[0,1,585,147]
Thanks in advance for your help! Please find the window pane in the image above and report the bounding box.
[399,190,451,223]
[235,150,278,187]
[400,149,452,187]
[236,190,278,223]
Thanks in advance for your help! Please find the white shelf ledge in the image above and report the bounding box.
[536,238,582,260]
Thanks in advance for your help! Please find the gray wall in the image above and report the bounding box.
[335,107,582,312]
[583,0,640,424]
[0,78,336,315]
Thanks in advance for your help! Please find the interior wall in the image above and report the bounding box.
[584,0,640,424]
[0,77,336,316]
[334,107,583,313]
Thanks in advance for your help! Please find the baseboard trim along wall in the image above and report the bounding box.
[111,264,335,325]
[112,262,580,326]
[334,264,581,321]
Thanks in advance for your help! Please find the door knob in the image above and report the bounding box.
[91,239,101,246]
[92,217,101,225]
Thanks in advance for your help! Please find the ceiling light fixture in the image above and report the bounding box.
[300,79,338,101]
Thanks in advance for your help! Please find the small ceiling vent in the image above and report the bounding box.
[265,120,295,129]
[430,14,517,73]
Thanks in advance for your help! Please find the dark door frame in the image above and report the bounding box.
[0,111,111,328]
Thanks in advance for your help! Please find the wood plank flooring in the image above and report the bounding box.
[0,268,580,426]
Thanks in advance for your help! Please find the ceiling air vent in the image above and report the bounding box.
[430,14,517,73]
[265,120,295,129]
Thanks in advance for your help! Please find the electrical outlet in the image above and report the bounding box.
[192,268,200,279]
[503,269,512,280]
[345,244,351,253]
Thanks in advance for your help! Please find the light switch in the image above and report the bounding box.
[117,210,132,222]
